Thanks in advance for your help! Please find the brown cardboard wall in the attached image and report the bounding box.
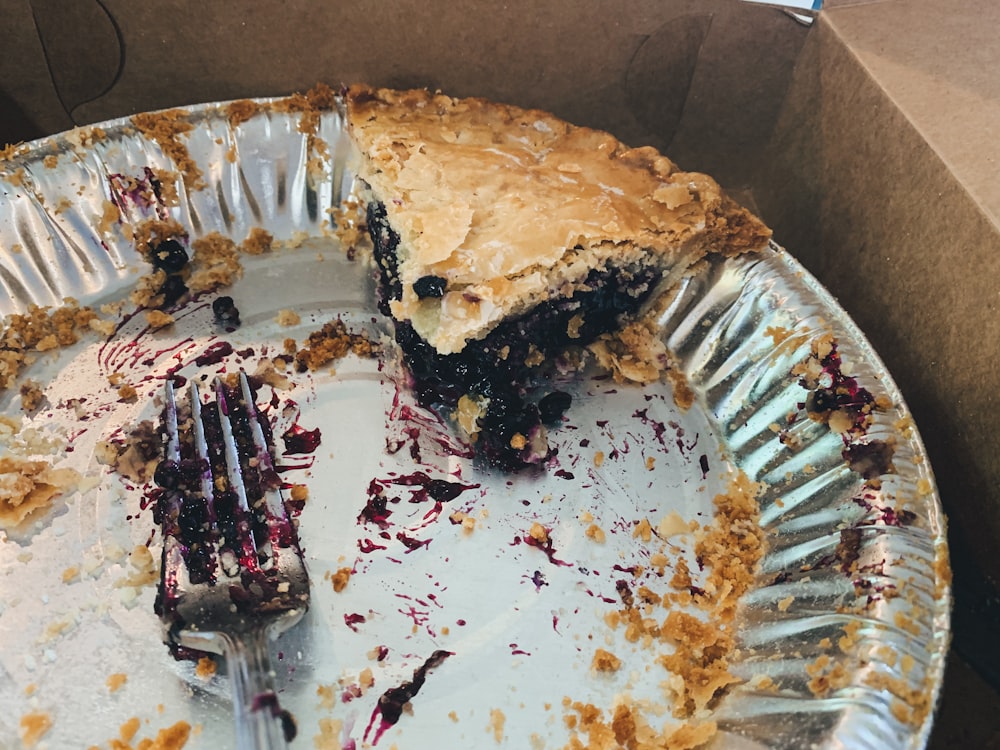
[756,10,1000,674]
[0,0,72,137]
[7,0,807,189]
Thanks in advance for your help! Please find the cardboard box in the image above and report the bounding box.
[3,0,999,739]
[755,1,1000,696]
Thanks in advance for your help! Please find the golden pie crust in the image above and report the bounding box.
[345,85,771,355]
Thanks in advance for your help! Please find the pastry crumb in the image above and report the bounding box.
[0,457,82,529]
[449,510,477,533]
[145,309,175,330]
[585,523,606,544]
[487,707,506,743]
[19,379,44,412]
[314,717,342,749]
[0,301,100,389]
[114,544,158,589]
[99,719,192,750]
[195,656,217,680]
[187,232,241,293]
[293,319,377,372]
[119,716,142,743]
[240,227,274,256]
[657,511,688,538]
[225,99,260,128]
[331,566,352,593]
[19,710,53,748]
[96,199,120,236]
[806,654,851,697]
[316,684,336,710]
[90,317,118,337]
[329,198,371,258]
[591,648,621,673]
[277,309,301,327]
[528,522,549,544]
[359,667,374,689]
[94,420,160,484]
[632,518,653,542]
[131,109,204,191]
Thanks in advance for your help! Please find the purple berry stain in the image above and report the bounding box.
[518,529,572,567]
[281,423,322,454]
[344,613,366,632]
[194,341,234,367]
[357,472,480,548]
[362,650,452,745]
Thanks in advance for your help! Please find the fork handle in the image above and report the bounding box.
[226,629,293,749]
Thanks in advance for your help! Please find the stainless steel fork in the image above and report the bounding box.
[155,371,310,748]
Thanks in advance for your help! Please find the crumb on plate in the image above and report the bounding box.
[331,567,352,593]
[19,710,53,748]
[195,656,217,680]
[277,309,301,327]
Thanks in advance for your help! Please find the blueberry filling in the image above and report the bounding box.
[148,238,191,308]
[212,295,241,327]
[413,275,447,299]
[153,458,183,489]
[152,238,190,273]
[367,201,401,315]
[159,274,189,307]
[367,199,662,469]
[365,649,452,742]
[538,390,573,424]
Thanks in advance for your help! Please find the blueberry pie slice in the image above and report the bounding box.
[345,85,771,468]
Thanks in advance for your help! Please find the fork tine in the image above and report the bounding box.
[163,379,181,464]
[237,372,287,523]
[156,381,191,614]
[214,377,265,576]
[158,381,183,541]
[235,372,297,560]
[189,380,217,516]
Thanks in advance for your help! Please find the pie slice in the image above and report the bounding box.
[344,85,771,469]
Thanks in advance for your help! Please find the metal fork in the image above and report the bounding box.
[155,371,310,748]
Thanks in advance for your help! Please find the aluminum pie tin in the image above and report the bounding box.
[0,96,950,749]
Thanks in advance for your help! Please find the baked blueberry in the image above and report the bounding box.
[538,391,572,424]
[151,239,189,273]
[153,459,181,489]
[413,275,447,298]
[159,274,188,307]
[212,296,241,327]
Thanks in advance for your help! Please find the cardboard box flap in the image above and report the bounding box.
[825,0,1000,235]
[29,0,123,121]
[0,1,72,138]
[754,10,1000,680]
